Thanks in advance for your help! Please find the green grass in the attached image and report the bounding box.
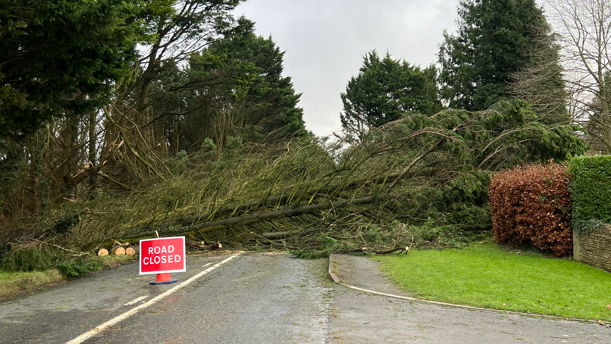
[0,270,65,299]
[375,241,611,321]
[0,254,135,299]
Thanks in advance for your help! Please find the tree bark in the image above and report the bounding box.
[120,196,377,239]
[262,228,321,240]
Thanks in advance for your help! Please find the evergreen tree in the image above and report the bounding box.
[147,19,306,151]
[0,0,143,139]
[340,51,442,137]
[205,19,306,137]
[438,0,564,113]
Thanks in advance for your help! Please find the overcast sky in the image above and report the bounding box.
[234,0,461,137]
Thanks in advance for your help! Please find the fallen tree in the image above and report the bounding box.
[2,100,587,257]
[120,196,377,239]
[82,100,586,254]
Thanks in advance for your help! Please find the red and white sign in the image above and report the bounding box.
[139,236,186,275]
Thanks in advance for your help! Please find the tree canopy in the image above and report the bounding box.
[547,0,611,152]
[146,18,306,151]
[202,19,306,138]
[340,51,442,137]
[0,0,143,138]
[438,0,564,113]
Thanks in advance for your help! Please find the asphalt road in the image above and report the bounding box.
[0,252,610,343]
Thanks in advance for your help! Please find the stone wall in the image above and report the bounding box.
[573,225,611,272]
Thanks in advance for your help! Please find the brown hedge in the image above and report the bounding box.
[489,164,572,256]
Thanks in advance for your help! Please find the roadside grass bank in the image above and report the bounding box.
[0,270,64,299]
[375,241,611,321]
[0,255,135,299]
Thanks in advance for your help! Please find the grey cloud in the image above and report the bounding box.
[235,0,461,136]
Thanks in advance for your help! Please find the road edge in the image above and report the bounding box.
[327,254,340,283]
[327,254,601,325]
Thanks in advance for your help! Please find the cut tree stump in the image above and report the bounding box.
[111,246,126,255]
[125,247,138,256]
[186,240,205,250]
[97,248,109,257]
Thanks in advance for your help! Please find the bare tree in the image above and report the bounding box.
[547,0,611,152]
[546,0,611,151]
[508,26,569,125]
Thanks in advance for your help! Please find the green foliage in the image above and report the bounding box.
[51,213,80,234]
[402,172,492,226]
[359,99,587,234]
[289,250,330,259]
[569,156,611,233]
[404,219,490,248]
[207,19,306,137]
[341,50,442,136]
[0,247,55,273]
[377,241,611,321]
[148,18,305,152]
[439,0,562,112]
[66,99,588,252]
[0,0,143,138]
[290,236,337,259]
[376,100,587,172]
[56,258,104,278]
[0,243,10,266]
[176,150,188,159]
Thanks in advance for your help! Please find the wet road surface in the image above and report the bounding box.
[0,252,609,343]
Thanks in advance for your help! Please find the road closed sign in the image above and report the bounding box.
[139,236,186,275]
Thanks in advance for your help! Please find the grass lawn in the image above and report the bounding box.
[375,240,611,321]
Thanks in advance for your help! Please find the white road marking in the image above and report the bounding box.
[66,254,240,344]
[124,296,148,306]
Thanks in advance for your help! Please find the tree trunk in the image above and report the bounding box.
[60,116,80,197]
[88,111,98,191]
[120,196,377,239]
[600,91,611,152]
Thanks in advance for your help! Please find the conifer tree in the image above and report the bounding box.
[0,0,143,139]
[205,19,306,137]
[340,51,442,137]
[439,0,565,114]
[148,19,306,151]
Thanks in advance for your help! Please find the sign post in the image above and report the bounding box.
[139,236,186,285]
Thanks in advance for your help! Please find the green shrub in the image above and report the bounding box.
[569,156,611,233]
[0,247,55,272]
[0,243,10,264]
[56,258,104,278]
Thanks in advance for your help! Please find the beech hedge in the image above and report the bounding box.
[489,164,572,256]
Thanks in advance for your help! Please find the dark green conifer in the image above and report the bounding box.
[439,0,565,116]
[340,51,442,137]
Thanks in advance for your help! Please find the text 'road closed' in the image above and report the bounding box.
[139,237,186,275]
